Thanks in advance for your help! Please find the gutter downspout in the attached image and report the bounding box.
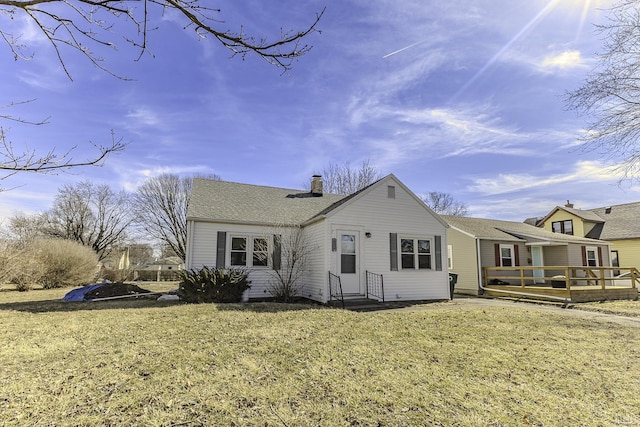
[477,238,571,303]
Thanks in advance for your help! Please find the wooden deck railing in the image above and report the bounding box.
[483,266,640,291]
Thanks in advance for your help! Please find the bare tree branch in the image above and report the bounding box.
[0,2,321,186]
[132,173,220,261]
[420,192,468,216]
[0,0,325,77]
[315,159,383,195]
[565,0,640,180]
[0,129,127,187]
[38,180,133,260]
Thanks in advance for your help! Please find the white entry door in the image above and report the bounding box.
[338,231,361,295]
[531,246,544,284]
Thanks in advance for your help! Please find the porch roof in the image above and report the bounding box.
[443,215,606,245]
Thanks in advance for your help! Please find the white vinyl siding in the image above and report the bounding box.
[446,228,479,295]
[187,176,449,303]
[325,177,449,301]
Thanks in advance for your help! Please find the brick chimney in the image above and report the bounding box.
[311,175,323,196]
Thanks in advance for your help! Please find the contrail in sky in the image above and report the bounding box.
[383,40,426,58]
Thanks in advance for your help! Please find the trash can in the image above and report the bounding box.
[551,275,566,288]
[449,273,458,299]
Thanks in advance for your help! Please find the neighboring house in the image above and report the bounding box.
[443,215,611,296]
[536,201,640,272]
[185,174,450,303]
[133,256,185,281]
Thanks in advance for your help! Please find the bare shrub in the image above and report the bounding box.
[265,226,315,302]
[31,239,99,289]
[0,240,40,291]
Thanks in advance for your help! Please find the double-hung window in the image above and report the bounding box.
[586,247,598,267]
[551,220,573,235]
[230,235,269,267]
[400,237,432,270]
[499,244,514,267]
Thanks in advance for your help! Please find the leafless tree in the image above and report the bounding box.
[565,0,640,179]
[263,225,315,302]
[421,192,468,216]
[316,159,383,195]
[6,211,47,243]
[38,180,133,260]
[0,1,325,78]
[132,173,220,261]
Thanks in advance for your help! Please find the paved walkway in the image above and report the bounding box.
[387,295,640,328]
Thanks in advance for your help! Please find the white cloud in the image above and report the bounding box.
[0,189,56,224]
[114,163,215,192]
[540,50,586,71]
[467,160,625,196]
[126,107,161,127]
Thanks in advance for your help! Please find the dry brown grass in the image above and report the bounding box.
[574,298,640,317]
[1,288,639,425]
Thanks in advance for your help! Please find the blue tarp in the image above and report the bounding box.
[62,282,108,302]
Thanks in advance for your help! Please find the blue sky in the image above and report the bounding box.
[1,0,636,224]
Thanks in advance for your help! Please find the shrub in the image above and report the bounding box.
[178,266,251,303]
[0,241,40,291]
[32,239,99,289]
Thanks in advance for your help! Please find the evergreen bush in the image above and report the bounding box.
[178,266,251,303]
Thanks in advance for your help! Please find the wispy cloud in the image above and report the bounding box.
[349,102,537,167]
[126,107,161,127]
[467,160,624,196]
[112,163,216,192]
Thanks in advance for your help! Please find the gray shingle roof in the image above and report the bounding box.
[561,206,604,223]
[444,215,604,244]
[187,178,346,225]
[588,202,640,240]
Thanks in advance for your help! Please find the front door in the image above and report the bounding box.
[338,231,361,295]
[531,246,544,284]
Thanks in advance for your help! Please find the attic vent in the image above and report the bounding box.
[388,185,395,199]
[605,207,612,214]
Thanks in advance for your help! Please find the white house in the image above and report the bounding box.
[185,174,450,303]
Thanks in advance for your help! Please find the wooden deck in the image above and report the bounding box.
[483,266,639,303]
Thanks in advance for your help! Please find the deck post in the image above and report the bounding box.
[632,269,638,290]
[600,268,606,290]
[520,267,525,288]
[564,267,571,291]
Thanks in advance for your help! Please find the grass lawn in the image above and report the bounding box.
[1,287,640,426]
[573,298,640,317]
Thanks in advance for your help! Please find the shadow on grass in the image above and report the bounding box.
[0,297,328,314]
[0,297,184,313]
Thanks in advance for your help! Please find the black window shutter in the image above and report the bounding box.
[273,234,282,270]
[390,233,398,271]
[435,235,442,271]
[597,246,603,266]
[514,245,520,267]
[581,246,587,266]
[216,231,226,268]
[494,243,501,266]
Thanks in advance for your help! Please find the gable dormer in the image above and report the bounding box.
[538,206,604,238]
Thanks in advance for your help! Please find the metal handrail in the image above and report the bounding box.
[365,270,385,302]
[328,271,344,308]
